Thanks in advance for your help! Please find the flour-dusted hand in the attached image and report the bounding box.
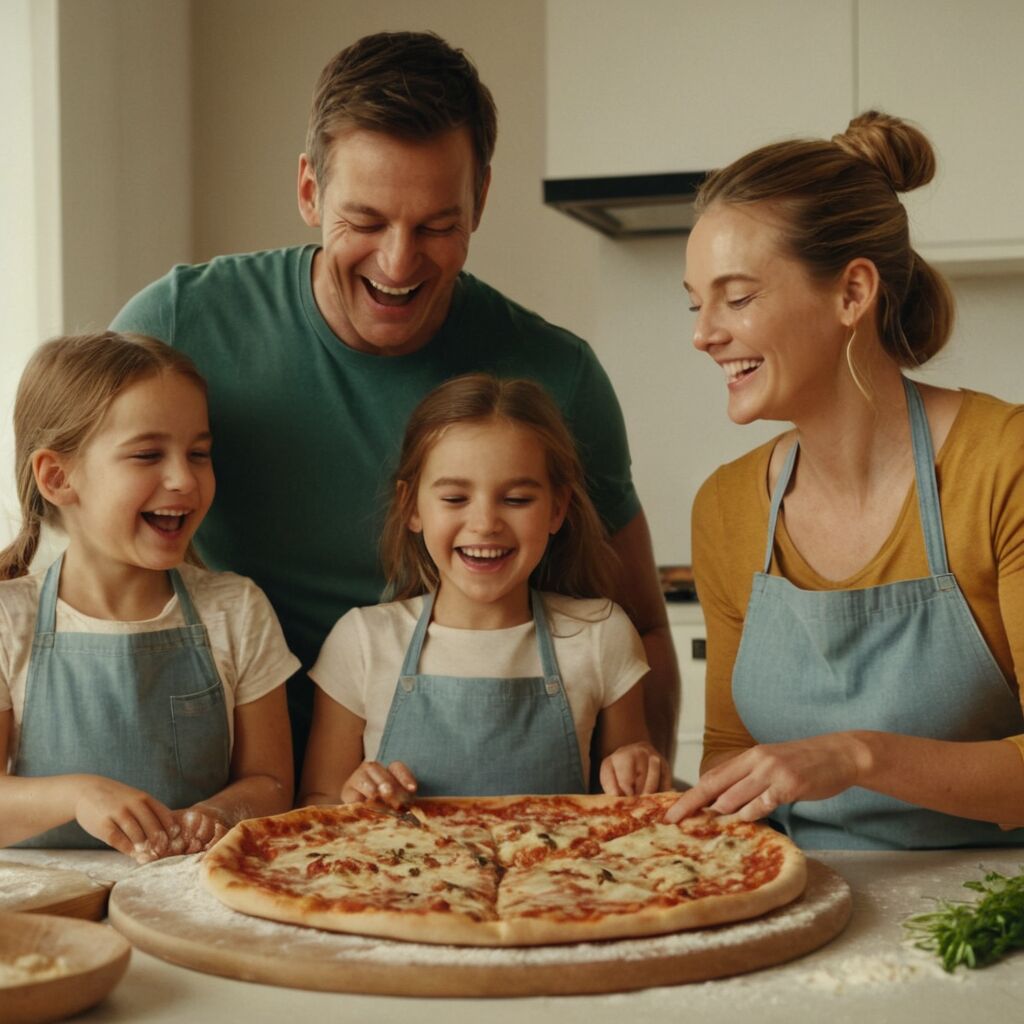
[341,760,418,807]
[599,741,669,796]
[664,733,869,823]
[168,806,228,855]
[132,806,230,862]
[73,776,177,858]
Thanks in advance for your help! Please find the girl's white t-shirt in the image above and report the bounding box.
[310,593,649,780]
[0,563,300,768]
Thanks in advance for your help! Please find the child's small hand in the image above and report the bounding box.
[341,760,418,807]
[131,805,229,863]
[600,742,669,797]
[168,806,228,857]
[74,777,177,859]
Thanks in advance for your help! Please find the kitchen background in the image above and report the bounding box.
[2,0,1023,564]
[3,0,1022,781]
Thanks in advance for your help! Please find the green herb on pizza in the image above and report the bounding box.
[904,868,1024,971]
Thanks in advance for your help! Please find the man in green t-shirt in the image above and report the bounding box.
[112,31,678,772]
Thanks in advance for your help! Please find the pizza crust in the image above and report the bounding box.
[201,795,807,947]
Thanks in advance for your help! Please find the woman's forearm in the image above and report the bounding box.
[852,731,1024,826]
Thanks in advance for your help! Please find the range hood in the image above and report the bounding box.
[542,171,706,238]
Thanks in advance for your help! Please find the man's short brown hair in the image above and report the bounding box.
[306,31,497,208]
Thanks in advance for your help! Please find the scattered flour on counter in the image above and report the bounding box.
[793,952,957,994]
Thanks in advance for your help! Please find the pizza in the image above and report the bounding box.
[200,794,806,946]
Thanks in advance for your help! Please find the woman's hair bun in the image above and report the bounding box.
[831,110,936,193]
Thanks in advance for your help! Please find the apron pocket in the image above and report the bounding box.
[170,683,230,792]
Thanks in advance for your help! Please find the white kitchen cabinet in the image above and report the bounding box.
[546,0,854,179]
[857,0,1024,273]
[667,602,706,786]
[547,0,1024,272]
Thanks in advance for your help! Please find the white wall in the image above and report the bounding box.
[58,0,192,334]
[0,0,61,548]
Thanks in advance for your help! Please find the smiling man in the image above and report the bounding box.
[111,31,678,773]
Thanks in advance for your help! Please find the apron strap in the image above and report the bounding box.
[34,556,64,636]
[760,378,949,577]
[903,376,950,576]
[169,568,203,627]
[530,590,562,689]
[399,591,437,678]
[762,441,799,574]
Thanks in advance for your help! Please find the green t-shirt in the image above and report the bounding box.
[112,245,640,744]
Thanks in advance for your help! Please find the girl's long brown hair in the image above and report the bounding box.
[380,374,619,602]
[0,332,207,580]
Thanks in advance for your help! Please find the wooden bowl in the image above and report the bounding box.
[0,912,131,1024]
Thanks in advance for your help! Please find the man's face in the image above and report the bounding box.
[298,127,489,356]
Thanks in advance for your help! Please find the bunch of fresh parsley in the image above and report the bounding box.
[904,868,1024,971]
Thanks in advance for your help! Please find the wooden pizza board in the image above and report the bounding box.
[108,856,852,997]
[0,862,112,921]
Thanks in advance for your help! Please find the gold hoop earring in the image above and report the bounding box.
[845,327,870,401]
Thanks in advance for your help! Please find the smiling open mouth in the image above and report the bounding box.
[457,546,513,568]
[721,359,763,384]
[362,277,422,307]
[142,510,189,534]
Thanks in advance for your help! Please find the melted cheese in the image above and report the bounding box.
[498,855,653,919]
[605,824,751,888]
[252,815,498,919]
[491,819,595,865]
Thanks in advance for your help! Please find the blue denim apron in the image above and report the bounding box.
[375,590,586,796]
[733,377,1024,850]
[13,556,231,848]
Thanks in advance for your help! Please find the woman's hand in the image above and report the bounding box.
[600,741,670,796]
[341,760,418,807]
[665,733,869,823]
[74,777,177,858]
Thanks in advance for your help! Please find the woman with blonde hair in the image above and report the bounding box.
[667,112,1024,849]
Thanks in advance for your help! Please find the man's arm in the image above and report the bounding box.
[607,510,680,765]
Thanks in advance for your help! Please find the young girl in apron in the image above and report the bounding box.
[0,333,298,859]
[666,112,1024,849]
[300,374,667,805]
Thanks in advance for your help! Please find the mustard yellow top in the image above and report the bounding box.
[693,389,1024,771]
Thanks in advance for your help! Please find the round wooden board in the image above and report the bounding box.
[0,862,112,920]
[108,855,851,997]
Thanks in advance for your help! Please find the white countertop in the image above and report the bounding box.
[4,847,1024,1023]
